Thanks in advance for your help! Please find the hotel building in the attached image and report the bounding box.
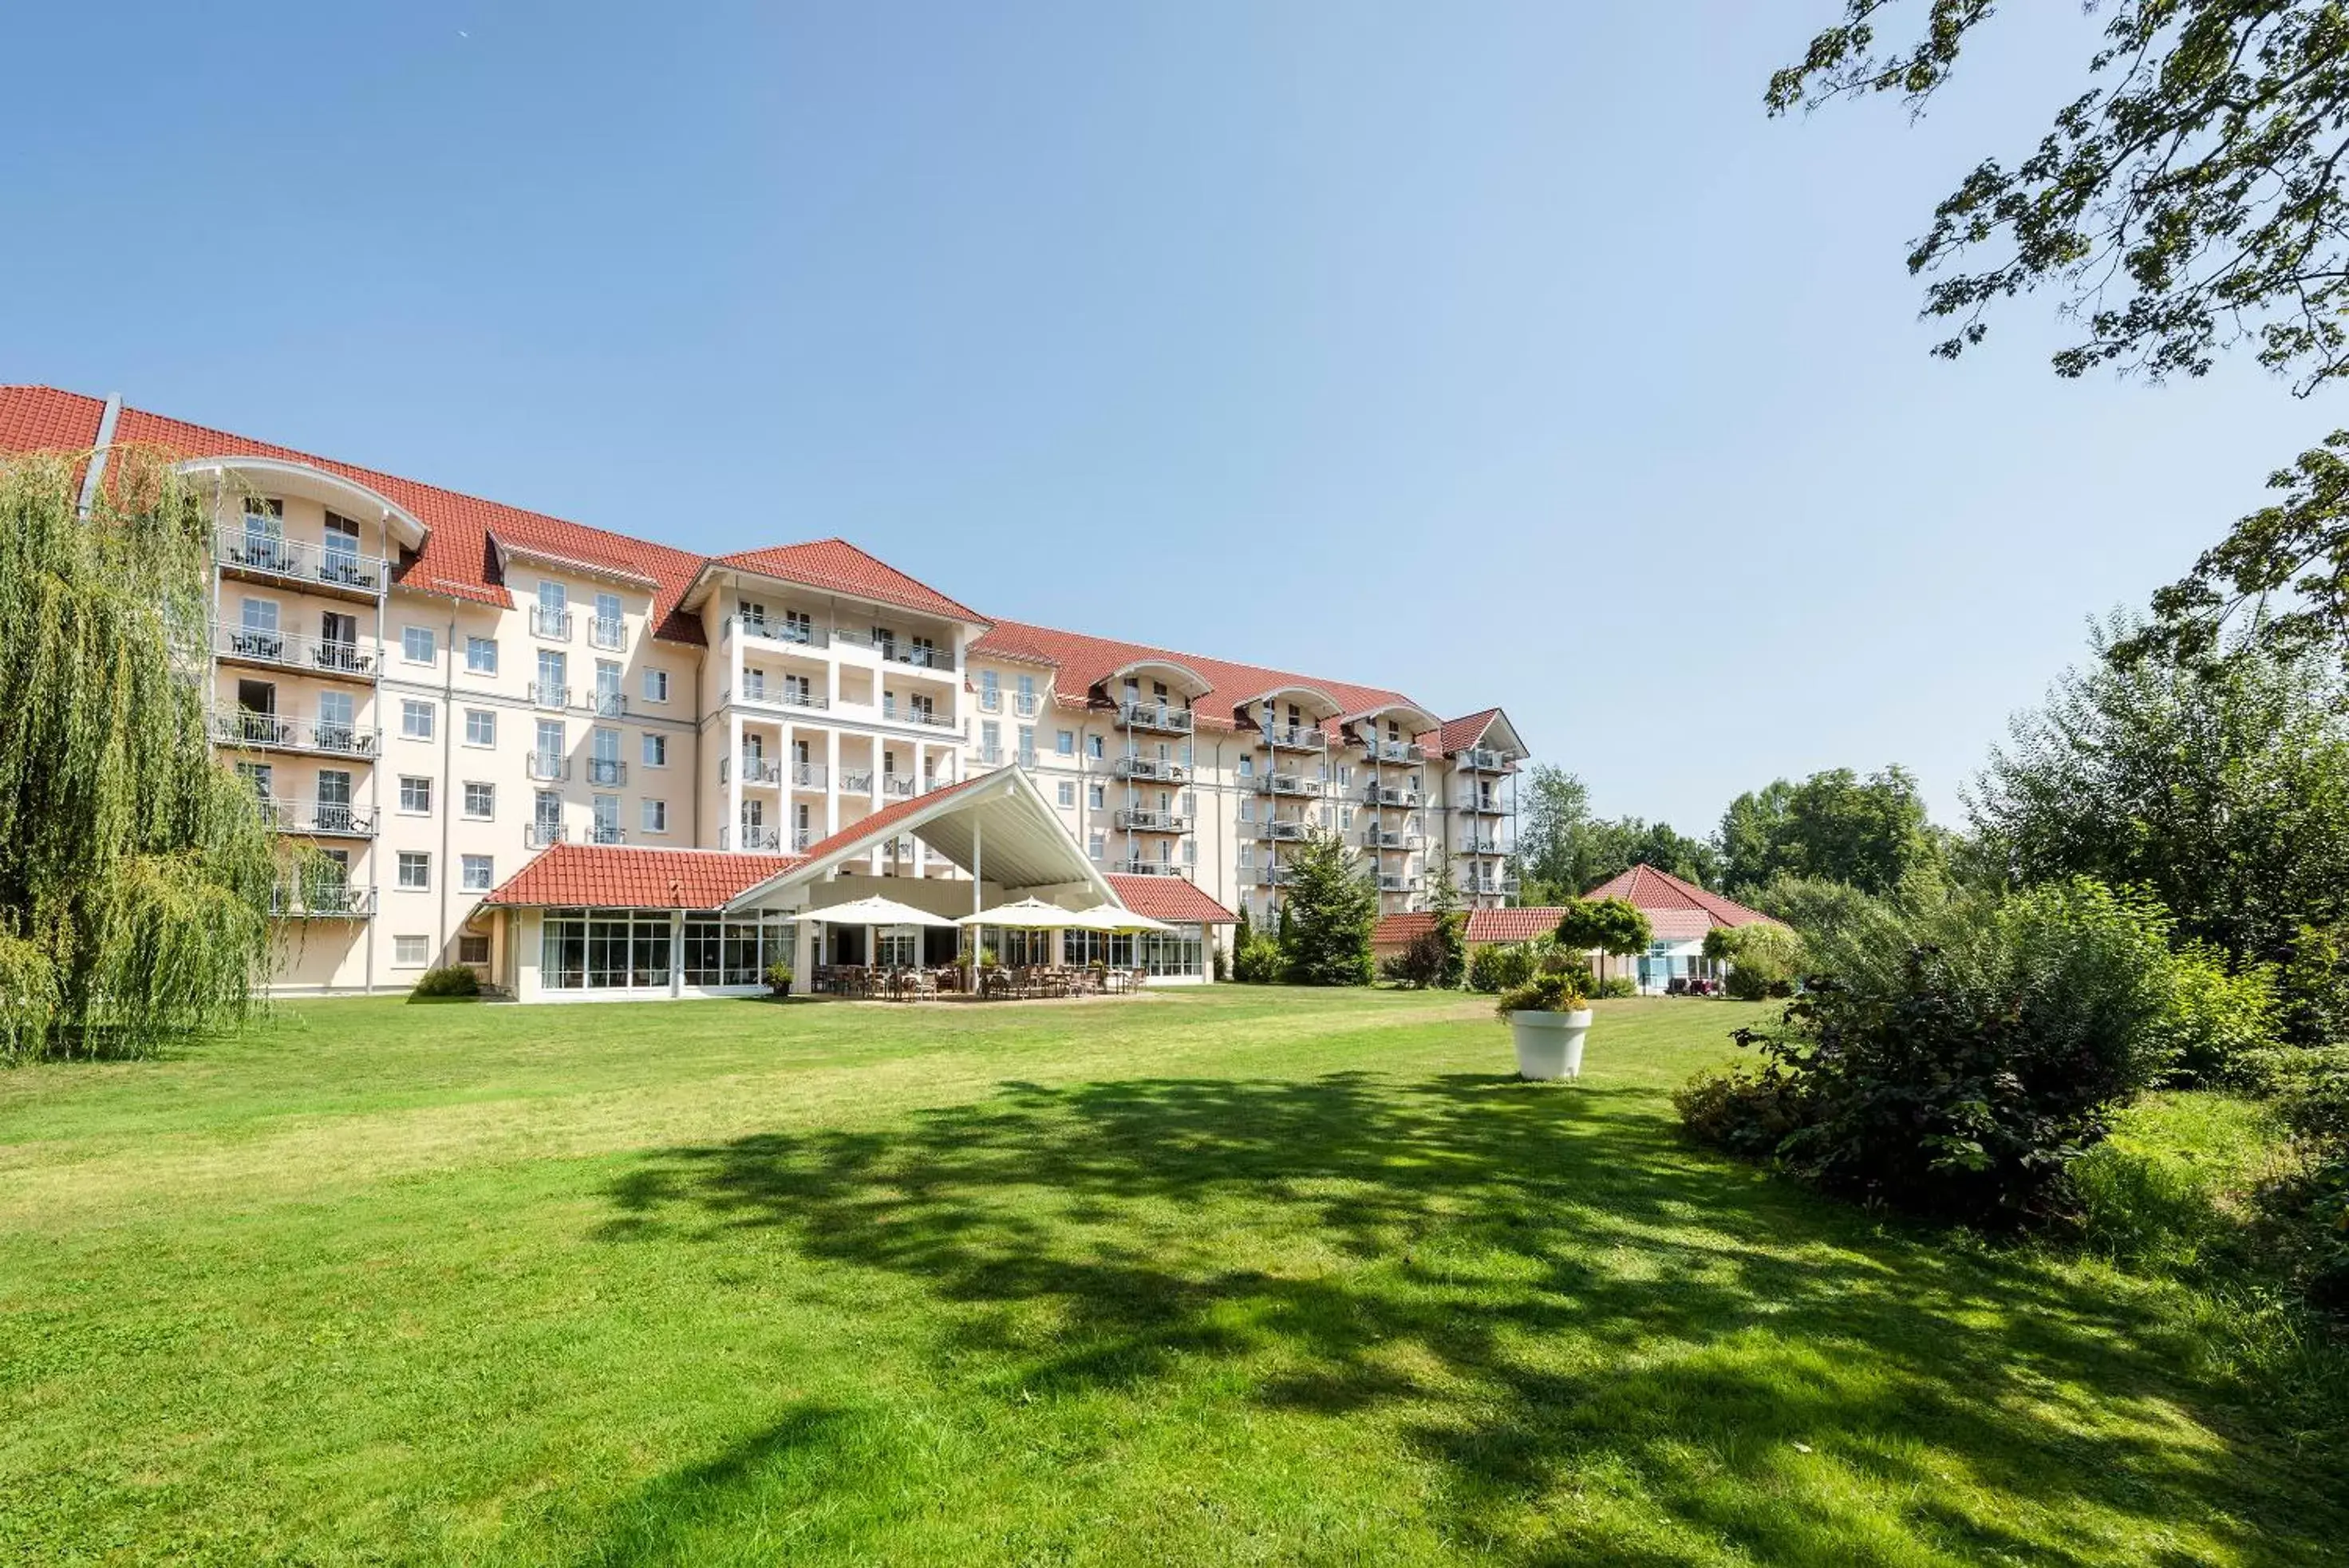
[2,385,1526,996]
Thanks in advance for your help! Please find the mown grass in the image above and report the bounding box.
[2,989,2343,1565]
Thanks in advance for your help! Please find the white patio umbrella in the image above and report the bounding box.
[955,898,1076,927]
[810,893,960,972]
[1062,904,1175,934]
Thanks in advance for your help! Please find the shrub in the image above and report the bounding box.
[1211,938,1230,983]
[1679,878,2185,1226]
[1673,1068,1802,1158]
[1591,974,1638,999]
[1467,942,1535,993]
[2280,920,2349,1049]
[1706,922,1806,1001]
[1381,927,1450,989]
[1494,970,1588,1021]
[2160,945,2280,1086]
[411,965,480,1000]
[1554,898,1652,989]
[764,961,793,995]
[1233,931,1286,984]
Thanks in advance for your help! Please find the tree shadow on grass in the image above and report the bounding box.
[584,1072,2347,1565]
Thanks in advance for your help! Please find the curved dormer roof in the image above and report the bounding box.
[176,455,431,551]
[1103,656,1214,700]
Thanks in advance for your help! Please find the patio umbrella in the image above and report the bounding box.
[1062,904,1176,934]
[956,898,1076,927]
[810,893,960,972]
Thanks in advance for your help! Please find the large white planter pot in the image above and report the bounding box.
[1510,1009,1593,1080]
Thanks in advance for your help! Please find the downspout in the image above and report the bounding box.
[76,394,122,516]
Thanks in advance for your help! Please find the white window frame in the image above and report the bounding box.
[643,668,670,703]
[397,775,433,816]
[642,733,668,768]
[396,851,432,891]
[393,935,430,969]
[401,700,435,741]
[642,799,669,835]
[401,626,436,666]
[465,635,499,675]
[463,781,495,820]
[460,855,495,892]
[464,709,495,748]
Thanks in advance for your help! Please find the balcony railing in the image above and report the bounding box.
[211,710,381,758]
[528,681,569,710]
[1462,874,1520,897]
[580,690,627,717]
[258,799,377,837]
[833,628,957,672]
[589,823,626,846]
[977,745,1003,766]
[978,689,1001,713]
[1455,748,1512,772]
[840,769,874,793]
[787,761,828,789]
[1364,784,1422,808]
[880,699,954,729]
[882,775,917,799]
[1118,701,1193,733]
[724,825,782,851]
[1013,692,1039,717]
[1457,836,1507,855]
[215,625,376,679]
[526,822,567,849]
[1015,748,1038,771]
[1114,756,1188,783]
[270,883,376,918]
[1112,859,1188,878]
[792,827,815,852]
[530,606,572,640]
[724,755,780,786]
[1359,737,1424,764]
[586,757,626,786]
[1116,809,1191,833]
[731,614,827,650]
[527,752,571,781]
[586,616,626,651]
[1260,724,1327,753]
[1254,772,1315,796]
[215,527,389,597]
[1244,863,1301,887]
[1458,796,1506,816]
[1376,873,1424,895]
[1253,820,1311,842]
[1358,827,1424,851]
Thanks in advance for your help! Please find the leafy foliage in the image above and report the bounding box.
[1771,2,2349,393]
[1971,615,2349,973]
[1380,928,1450,989]
[1716,766,1940,895]
[1466,941,1538,994]
[1423,857,1467,989]
[411,966,482,1000]
[1704,922,1806,1001]
[1494,970,1588,1020]
[1275,829,1378,987]
[0,451,279,1060]
[1512,766,1718,902]
[1231,904,1285,985]
[2160,944,2282,1086]
[1681,879,2188,1226]
[1553,898,1652,992]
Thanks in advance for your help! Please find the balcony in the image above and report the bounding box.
[1254,772,1315,797]
[215,527,389,601]
[1253,819,1311,842]
[1363,784,1422,808]
[1376,873,1424,895]
[1243,864,1301,888]
[1116,809,1191,833]
[1463,874,1520,898]
[835,628,956,672]
[586,757,627,786]
[526,822,568,849]
[588,823,626,846]
[1358,827,1423,851]
[1112,859,1188,878]
[1260,724,1327,754]
[1358,737,1425,764]
[270,883,376,918]
[530,606,572,641]
[879,699,954,729]
[1455,748,1512,772]
[259,800,377,838]
[840,769,874,793]
[1117,701,1193,734]
[731,614,827,650]
[1457,836,1507,855]
[211,710,381,759]
[978,689,1001,713]
[1013,692,1040,717]
[1016,748,1039,771]
[579,690,627,718]
[723,755,780,786]
[882,775,917,800]
[527,752,571,782]
[1458,796,1506,816]
[1114,756,1188,783]
[586,615,626,651]
[215,625,376,682]
[977,745,1003,767]
[724,825,782,851]
[787,761,828,790]
[528,681,569,710]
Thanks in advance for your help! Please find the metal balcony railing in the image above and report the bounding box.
[977,745,1003,766]
[1254,772,1314,796]
[212,710,381,757]
[1114,756,1188,783]
[880,699,954,729]
[1117,701,1193,733]
[725,825,782,851]
[786,761,827,789]
[731,614,827,649]
[586,757,626,786]
[580,690,627,717]
[258,799,377,837]
[1013,692,1039,717]
[1016,749,1038,771]
[530,606,572,640]
[1253,820,1311,842]
[215,625,376,679]
[840,769,874,793]
[1245,863,1301,887]
[882,775,917,799]
[1455,748,1512,772]
[526,822,567,849]
[215,527,389,597]
[1260,724,1327,753]
[589,823,626,845]
[1358,827,1423,851]
[270,883,377,918]
[1358,737,1424,764]
[978,689,1001,712]
[1112,859,1187,878]
[1364,784,1422,808]
[1116,809,1191,833]
[1458,796,1506,816]
[528,682,569,710]
[1376,873,1424,894]
[724,755,780,785]
[586,616,626,650]
[527,752,570,782]
[1457,836,1507,855]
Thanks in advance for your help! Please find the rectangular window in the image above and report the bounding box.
[644,668,670,702]
[642,733,668,767]
[1057,781,1076,808]
[1088,734,1104,759]
[466,635,499,674]
[1238,755,1253,776]
[461,855,494,892]
[1088,831,1105,862]
[1056,729,1075,756]
[1239,843,1254,867]
[457,934,491,966]
[402,626,436,665]
[642,799,669,834]
[464,709,495,747]
[464,781,495,820]
[398,776,432,815]
[397,851,431,891]
[393,935,429,968]
[1088,784,1105,810]
[401,700,434,740]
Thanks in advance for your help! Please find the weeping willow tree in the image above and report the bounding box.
[0,448,281,1060]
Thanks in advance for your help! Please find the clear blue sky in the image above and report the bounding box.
[4,2,2322,834]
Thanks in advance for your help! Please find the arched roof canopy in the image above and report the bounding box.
[1101,658,1214,701]
[175,456,429,550]
[1340,700,1442,737]
[1233,683,1346,727]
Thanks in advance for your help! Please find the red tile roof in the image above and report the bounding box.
[482,843,803,910]
[789,772,996,869]
[0,385,105,454]
[1106,874,1238,926]
[1372,912,1438,949]
[1465,907,1564,944]
[1425,708,1503,756]
[709,539,986,626]
[973,618,1429,733]
[1582,864,1777,942]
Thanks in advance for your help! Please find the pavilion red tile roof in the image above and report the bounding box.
[973,618,1431,734]
[788,772,996,868]
[1371,912,1437,949]
[1423,707,1503,756]
[707,539,986,626]
[1105,875,1238,925]
[1465,907,1563,944]
[481,843,803,910]
[1583,863,1778,942]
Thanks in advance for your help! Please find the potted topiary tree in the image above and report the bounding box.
[764,960,793,998]
[1494,971,1592,1080]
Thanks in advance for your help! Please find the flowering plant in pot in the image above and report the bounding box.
[1494,971,1593,1080]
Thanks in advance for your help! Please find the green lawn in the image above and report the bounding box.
[2,989,2341,1565]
